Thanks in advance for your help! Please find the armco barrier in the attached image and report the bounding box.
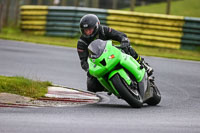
[20,5,108,37]
[20,5,200,49]
[107,10,184,49]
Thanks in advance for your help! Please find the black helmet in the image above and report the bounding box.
[80,14,100,38]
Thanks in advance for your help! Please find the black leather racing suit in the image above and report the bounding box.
[77,25,139,92]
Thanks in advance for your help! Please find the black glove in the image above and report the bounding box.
[81,61,89,72]
[87,71,92,77]
[121,37,130,54]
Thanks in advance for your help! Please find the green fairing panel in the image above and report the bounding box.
[108,69,132,85]
[120,53,145,82]
[98,77,119,96]
[88,40,145,82]
[88,41,121,78]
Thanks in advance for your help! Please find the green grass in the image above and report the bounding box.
[0,27,77,47]
[124,0,200,17]
[134,45,200,61]
[0,76,52,98]
[0,27,200,61]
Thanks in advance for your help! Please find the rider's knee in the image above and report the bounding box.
[87,76,104,92]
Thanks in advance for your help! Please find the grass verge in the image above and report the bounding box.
[123,0,200,18]
[134,45,200,61]
[0,27,77,47]
[0,27,200,61]
[0,76,52,98]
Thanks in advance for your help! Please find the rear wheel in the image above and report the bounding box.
[146,82,161,106]
[110,74,143,108]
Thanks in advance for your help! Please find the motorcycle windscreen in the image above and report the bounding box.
[88,39,106,59]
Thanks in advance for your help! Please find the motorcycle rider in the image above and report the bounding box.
[77,14,153,92]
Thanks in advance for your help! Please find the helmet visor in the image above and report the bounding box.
[83,28,94,36]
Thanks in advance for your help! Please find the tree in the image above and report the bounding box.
[92,0,99,8]
[130,0,136,11]
[112,0,118,9]
[166,0,171,14]
[74,0,79,7]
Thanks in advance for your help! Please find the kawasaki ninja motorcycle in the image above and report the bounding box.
[88,39,161,108]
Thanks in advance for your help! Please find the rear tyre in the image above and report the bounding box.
[110,74,143,108]
[146,83,161,106]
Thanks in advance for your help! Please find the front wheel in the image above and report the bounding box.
[110,74,143,108]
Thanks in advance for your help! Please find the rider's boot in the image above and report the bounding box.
[128,47,154,76]
[136,56,154,76]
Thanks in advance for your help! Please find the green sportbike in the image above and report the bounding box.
[88,39,161,108]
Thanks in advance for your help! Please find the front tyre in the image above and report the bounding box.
[110,74,143,108]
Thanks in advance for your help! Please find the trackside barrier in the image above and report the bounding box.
[20,5,200,50]
[20,5,108,37]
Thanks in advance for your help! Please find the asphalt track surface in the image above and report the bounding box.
[0,39,200,133]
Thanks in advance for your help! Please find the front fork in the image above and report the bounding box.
[107,68,132,97]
